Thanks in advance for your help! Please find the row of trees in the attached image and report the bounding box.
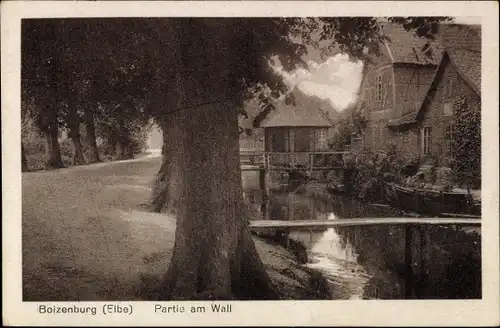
[22,19,152,172]
[22,17,446,300]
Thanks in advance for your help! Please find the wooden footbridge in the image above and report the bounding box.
[248,217,481,229]
[240,150,349,172]
[240,150,349,195]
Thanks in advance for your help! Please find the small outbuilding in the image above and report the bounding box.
[257,88,340,166]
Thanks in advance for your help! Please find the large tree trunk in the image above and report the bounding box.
[115,136,134,160]
[44,125,64,169]
[159,100,279,300]
[115,116,133,160]
[158,19,279,300]
[21,141,29,172]
[68,121,86,166]
[115,138,126,160]
[124,142,134,159]
[150,119,181,214]
[83,106,101,163]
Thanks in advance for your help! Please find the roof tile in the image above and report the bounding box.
[259,88,339,128]
[387,23,481,127]
[381,24,443,65]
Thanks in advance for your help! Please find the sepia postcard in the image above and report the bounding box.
[2,1,499,326]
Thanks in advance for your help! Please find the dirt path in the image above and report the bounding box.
[22,156,322,301]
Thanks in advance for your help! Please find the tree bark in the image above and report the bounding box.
[124,142,134,159]
[115,139,126,160]
[115,116,134,160]
[115,136,134,160]
[68,123,86,166]
[21,141,29,172]
[44,125,64,169]
[155,18,279,300]
[159,100,279,300]
[83,106,101,163]
[150,119,182,214]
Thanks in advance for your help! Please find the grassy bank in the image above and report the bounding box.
[22,157,329,301]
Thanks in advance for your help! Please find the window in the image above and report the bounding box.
[316,128,327,150]
[446,75,453,99]
[371,125,377,147]
[444,124,455,159]
[443,102,453,116]
[375,75,383,103]
[421,126,432,156]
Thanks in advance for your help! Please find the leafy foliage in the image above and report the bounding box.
[328,109,368,151]
[22,17,448,134]
[344,144,405,201]
[21,17,449,171]
[451,96,481,191]
[328,118,353,151]
[388,17,453,39]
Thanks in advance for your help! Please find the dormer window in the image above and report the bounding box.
[421,43,434,60]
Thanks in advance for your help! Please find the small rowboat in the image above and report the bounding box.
[384,183,479,216]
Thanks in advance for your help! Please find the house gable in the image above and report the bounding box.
[393,63,437,119]
[415,50,480,124]
[356,23,445,124]
[413,24,482,123]
[388,46,481,130]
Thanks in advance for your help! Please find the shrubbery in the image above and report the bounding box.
[342,144,421,202]
[22,121,151,172]
[451,96,481,192]
[22,113,46,171]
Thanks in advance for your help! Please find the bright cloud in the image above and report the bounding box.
[278,54,364,111]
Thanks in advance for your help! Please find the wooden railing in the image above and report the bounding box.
[240,150,350,172]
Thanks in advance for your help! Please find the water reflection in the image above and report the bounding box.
[242,172,481,300]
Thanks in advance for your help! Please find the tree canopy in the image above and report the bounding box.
[22,17,449,131]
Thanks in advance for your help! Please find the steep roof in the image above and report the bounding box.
[381,23,480,66]
[447,48,481,95]
[259,88,339,128]
[388,24,481,128]
[381,24,443,65]
[439,24,481,94]
[439,24,481,52]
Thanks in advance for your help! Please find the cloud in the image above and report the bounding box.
[277,53,364,111]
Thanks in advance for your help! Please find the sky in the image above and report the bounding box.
[278,54,364,111]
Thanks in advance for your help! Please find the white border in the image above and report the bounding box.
[2,1,499,326]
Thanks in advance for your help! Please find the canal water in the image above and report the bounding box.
[242,172,481,300]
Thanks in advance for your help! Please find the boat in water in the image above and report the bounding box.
[384,183,480,217]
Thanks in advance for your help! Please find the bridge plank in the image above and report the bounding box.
[249,217,481,229]
[241,165,343,171]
